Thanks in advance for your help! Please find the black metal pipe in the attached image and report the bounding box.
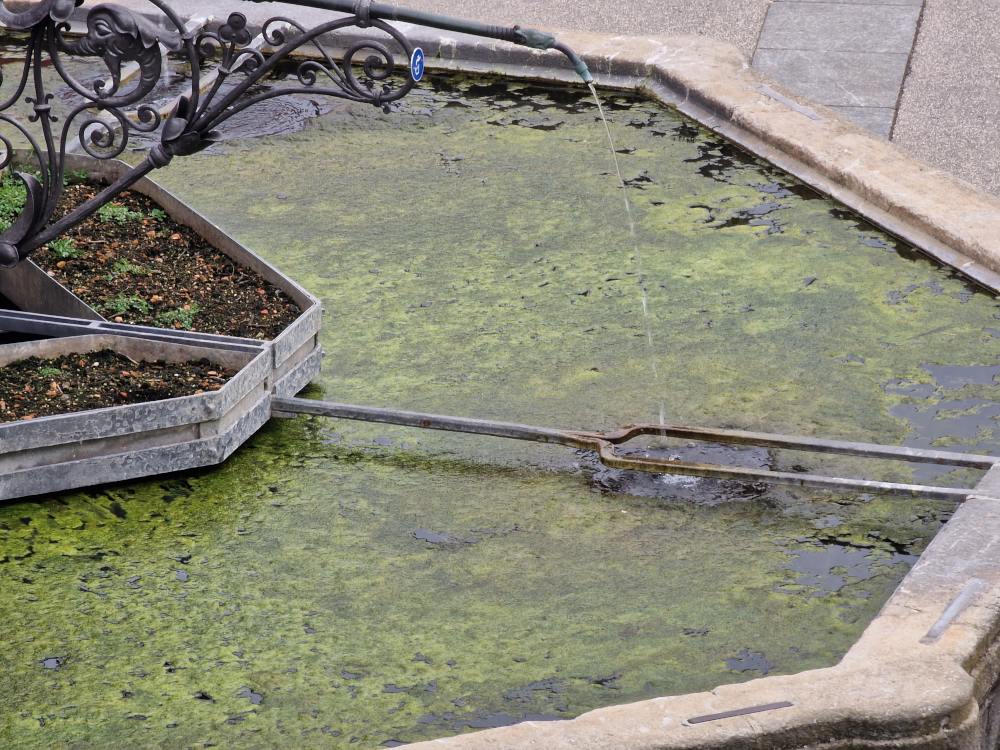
[244,0,594,82]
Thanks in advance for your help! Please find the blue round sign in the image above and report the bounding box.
[410,47,425,82]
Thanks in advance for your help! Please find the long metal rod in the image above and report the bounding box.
[0,309,265,352]
[21,158,159,254]
[271,397,997,500]
[249,0,532,43]
[595,450,973,500]
[273,396,583,446]
[598,424,998,468]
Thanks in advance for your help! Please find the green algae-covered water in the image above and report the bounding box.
[3,75,1000,748]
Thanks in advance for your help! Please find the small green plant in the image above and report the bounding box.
[63,169,89,186]
[48,237,81,259]
[37,367,63,379]
[148,208,167,221]
[156,304,200,330]
[107,258,150,278]
[0,172,27,232]
[97,202,143,224]
[102,294,151,316]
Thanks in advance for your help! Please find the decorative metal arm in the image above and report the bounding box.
[0,0,593,268]
[251,0,595,83]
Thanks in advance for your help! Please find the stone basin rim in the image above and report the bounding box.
[288,20,1000,295]
[73,5,1000,292]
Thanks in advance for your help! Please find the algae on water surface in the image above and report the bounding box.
[2,75,999,747]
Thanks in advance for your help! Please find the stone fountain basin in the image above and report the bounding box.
[0,333,273,502]
[0,19,998,749]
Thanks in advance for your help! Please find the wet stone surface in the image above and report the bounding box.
[2,74,1000,747]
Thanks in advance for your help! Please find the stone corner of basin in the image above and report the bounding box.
[394,654,983,750]
[627,46,1000,277]
[393,624,997,750]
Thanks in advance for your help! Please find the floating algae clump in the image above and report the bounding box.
[3,75,1000,747]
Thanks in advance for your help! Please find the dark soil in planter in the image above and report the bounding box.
[31,184,300,340]
[0,349,235,422]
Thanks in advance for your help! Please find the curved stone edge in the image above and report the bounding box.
[18,16,1000,745]
[361,27,1000,750]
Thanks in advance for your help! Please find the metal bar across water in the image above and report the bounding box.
[272,396,583,446]
[597,423,999,468]
[271,397,997,500]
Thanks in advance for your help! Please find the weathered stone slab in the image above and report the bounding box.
[758,2,921,53]
[827,104,896,136]
[752,48,909,107]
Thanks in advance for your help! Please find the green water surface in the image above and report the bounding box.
[3,76,999,748]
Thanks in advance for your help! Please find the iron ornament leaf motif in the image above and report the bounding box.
[63,4,182,105]
[0,0,78,32]
[218,12,252,46]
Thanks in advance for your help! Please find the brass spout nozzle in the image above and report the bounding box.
[552,40,594,84]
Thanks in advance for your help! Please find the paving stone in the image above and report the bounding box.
[753,49,910,107]
[757,2,921,53]
[778,0,922,5]
[826,105,896,136]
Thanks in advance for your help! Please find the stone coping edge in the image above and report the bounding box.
[379,26,1000,295]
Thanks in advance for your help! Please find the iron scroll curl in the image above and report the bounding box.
[0,0,420,266]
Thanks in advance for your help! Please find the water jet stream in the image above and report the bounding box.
[588,82,666,425]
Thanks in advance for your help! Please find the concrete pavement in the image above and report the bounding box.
[893,0,1000,197]
[391,0,1000,198]
[752,0,922,136]
[366,0,773,57]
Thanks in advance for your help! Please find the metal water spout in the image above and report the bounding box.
[247,0,595,83]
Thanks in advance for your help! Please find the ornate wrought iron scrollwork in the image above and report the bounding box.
[0,0,419,267]
[63,5,182,104]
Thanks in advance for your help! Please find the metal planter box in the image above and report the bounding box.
[0,155,324,501]
[0,334,274,501]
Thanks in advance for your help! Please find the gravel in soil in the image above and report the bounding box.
[31,183,300,340]
[0,349,235,422]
